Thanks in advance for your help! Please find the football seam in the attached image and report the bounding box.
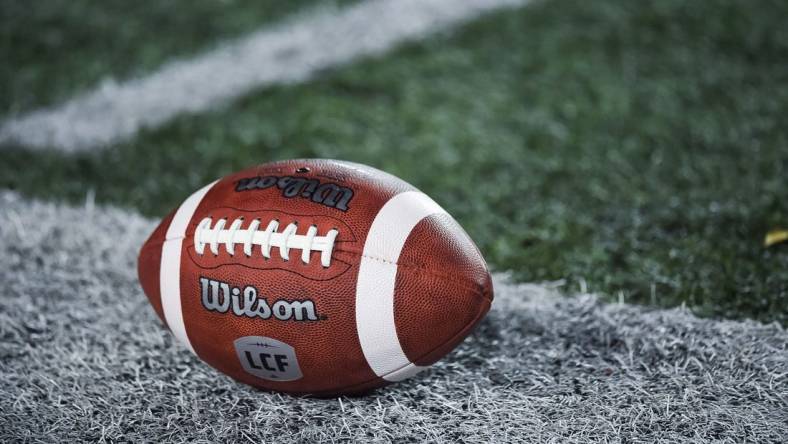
[353,251,492,302]
[148,237,488,300]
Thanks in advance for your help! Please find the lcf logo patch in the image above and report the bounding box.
[234,336,303,381]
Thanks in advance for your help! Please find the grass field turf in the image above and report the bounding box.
[0,0,353,114]
[3,192,786,442]
[2,0,787,323]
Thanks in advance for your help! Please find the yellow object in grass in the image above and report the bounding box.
[764,229,788,247]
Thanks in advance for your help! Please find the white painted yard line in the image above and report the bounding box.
[0,0,528,152]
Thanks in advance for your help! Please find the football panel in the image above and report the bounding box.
[394,214,493,366]
[137,209,177,327]
[157,180,218,354]
[353,191,455,382]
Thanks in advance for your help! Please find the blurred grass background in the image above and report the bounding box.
[2,0,787,322]
[0,0,355,114]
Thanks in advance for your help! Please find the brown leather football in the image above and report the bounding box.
[137,159,493,396]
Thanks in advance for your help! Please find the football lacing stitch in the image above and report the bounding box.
[194,217,339,267]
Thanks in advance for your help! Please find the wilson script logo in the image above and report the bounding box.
[235,175,354,211]
[199,277,320,321]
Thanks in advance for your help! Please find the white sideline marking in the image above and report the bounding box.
[0,0,528,152]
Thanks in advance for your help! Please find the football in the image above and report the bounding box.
[137,159,493,396]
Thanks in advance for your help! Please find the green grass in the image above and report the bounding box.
[0,0,352,114]
[3,0,787,322]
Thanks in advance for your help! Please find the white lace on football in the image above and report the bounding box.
[194,217,339,267]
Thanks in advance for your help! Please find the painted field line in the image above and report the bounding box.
[0,0,527,152]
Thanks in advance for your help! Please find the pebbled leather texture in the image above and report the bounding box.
[137,159,493,396]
